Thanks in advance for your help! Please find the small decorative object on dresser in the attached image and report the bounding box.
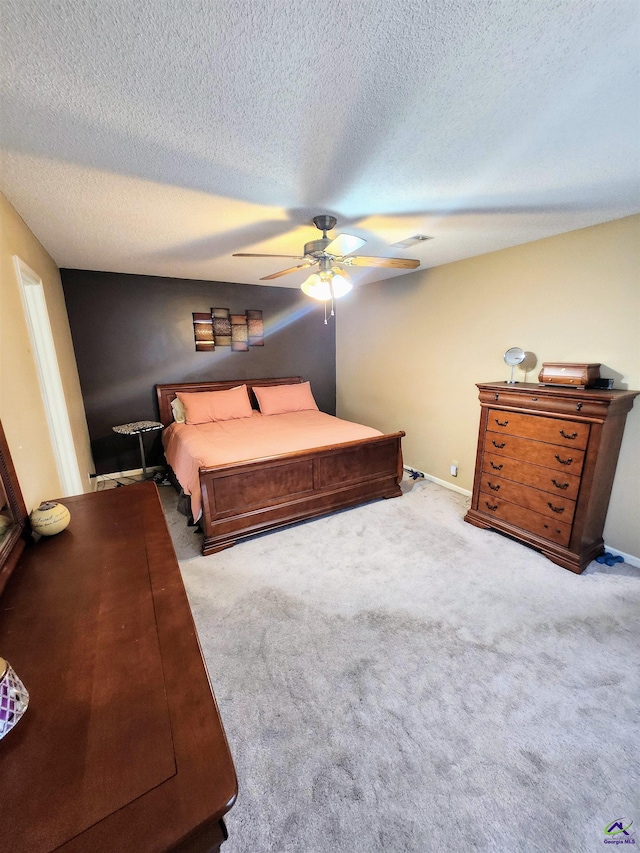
[538,362,601,388]
[29,500,71,536]
[0,656,29,740]
[464,381,638,573]
[503,346,526,383]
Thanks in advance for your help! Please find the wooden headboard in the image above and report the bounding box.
[155,377,303,427]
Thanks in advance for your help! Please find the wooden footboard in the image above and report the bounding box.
[197,431,404,554]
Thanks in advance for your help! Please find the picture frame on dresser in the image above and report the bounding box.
[0,421,29,597]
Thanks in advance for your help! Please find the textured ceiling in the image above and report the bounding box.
[0,0,638,289]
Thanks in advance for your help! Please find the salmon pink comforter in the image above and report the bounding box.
[162,410,383,521]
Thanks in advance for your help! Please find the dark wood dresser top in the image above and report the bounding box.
[0,482,237,853]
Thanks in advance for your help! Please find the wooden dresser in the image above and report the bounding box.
[0,482,237,853]
[464,381,638,573]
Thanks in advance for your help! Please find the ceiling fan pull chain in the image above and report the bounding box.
[324,301,328,325]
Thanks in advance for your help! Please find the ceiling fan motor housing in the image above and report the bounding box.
[312,215,337,234]
[303,238,332,257]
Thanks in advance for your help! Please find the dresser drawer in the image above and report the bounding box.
[479,388,610,419]
[476,496,572,547]
[487,409,589,449]
[483,432,585,475]
[480,476,576,524]
[482,452,581,500]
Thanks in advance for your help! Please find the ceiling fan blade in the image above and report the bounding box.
[344,256,420,269]
[260,261,315,281]
[233,253,305,259]
[324,233,367,256]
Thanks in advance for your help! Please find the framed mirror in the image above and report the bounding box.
[0,421,29,597]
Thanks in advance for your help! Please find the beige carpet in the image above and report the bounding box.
[159,479,640,853]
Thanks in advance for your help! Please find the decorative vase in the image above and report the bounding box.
[30,501,71,536]
[0,657,29,740]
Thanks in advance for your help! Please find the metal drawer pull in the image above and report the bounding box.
[490,461,503,470]
[484,501,498,511]
[547,502,565,514]
[559,429,578,440]
[543,523,563,535]
[494,394,499,400]
[494,418,509,427]
[551,479,569,490]
[555,454,573,465]
[487,482,500,491]
[576,402,582,411]
[492,440,506,449]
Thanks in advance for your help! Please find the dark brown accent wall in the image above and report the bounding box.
[61,270,336,474]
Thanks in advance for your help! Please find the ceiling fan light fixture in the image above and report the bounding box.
[328,268,353,298]
[301,268,352,301]
[301,273,330,301]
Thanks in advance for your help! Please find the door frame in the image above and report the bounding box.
[13,256,84,496]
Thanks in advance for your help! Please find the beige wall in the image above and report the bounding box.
[337,214,640,558]
[0,191,93,510]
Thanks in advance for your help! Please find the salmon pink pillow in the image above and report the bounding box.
[253,381,319,416]
[177,385,253,424]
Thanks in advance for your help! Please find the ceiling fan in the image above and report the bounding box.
[233,215,420,301]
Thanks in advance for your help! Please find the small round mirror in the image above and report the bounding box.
[504,347,525,383]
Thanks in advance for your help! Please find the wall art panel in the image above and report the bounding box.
[212,307,232,346]
[192,312,214,351]
[193,308,264,352]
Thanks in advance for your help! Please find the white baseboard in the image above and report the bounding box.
[603,546,640,569]
[404,464,472,497]
[403,466,639,567]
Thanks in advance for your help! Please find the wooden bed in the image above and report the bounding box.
[156,377,405,555]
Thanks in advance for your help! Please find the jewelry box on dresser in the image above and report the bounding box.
[464,382,638,573]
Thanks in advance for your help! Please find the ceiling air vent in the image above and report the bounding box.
[390,235,434,249]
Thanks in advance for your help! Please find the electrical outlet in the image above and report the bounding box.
[450,461,458,477]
